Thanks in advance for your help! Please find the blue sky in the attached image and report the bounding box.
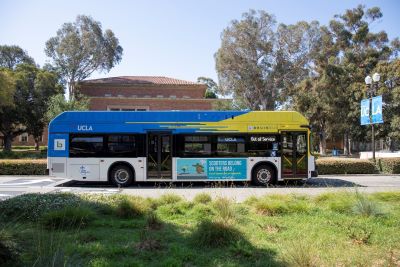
[1,0,399,82]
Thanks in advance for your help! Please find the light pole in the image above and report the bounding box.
[364,72,380,162]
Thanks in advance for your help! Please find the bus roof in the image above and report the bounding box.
[49,110,309,134]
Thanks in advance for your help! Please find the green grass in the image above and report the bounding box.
[0,192,400,266]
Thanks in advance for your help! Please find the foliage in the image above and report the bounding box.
[41,206,97,229]
[377,158,400,174]
[291,5,393,154]
[215,10,318,110]
[316,158,377,174]
[45,93,89,122]
[352,192,384,217]
[0,150,46,159]
[45,15,123,99]
[193,193,212,204]
[0,45,34,69]
[0,159,47,175]
[0,193,82,221]
[0,68,15,108]
[197,76,218,98]
[0,47,62,152]
[1,191,400,266]
[253,194,313,215]
[115,196,150,218]
[191,219,240,248]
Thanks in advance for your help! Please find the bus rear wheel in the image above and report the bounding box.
[110,164,133,187]
[252,165,276,186]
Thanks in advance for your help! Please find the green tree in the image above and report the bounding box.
[291,5,391,155]
[46,94,89,123]
[0,69,15,108]
[0,45,35,69]
[45,15,123,99]
[17,65,63,150]
[0,64,62,151]
[215,10,319,110]
[197,77,218,98]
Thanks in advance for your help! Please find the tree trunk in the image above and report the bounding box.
[343,133,348,155]
[34,137,40,151]
[3,134,13,152]
[319,132,326,155]
[348,138,352,155]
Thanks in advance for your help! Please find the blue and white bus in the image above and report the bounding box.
[48,110,317,186]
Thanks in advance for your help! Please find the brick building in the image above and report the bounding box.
[3,76,218,147]
[79,76,215,111]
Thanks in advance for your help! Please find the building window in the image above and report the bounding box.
[105,93,112,97]
[117,94,124,98]
[144,95,151,98]
[157,95,164,98]
[183,96,191,99]
[20,133,28,142]
[170,95,176,99]
[38,135,43,142]
[107,106,149,111]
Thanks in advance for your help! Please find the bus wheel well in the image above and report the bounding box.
[108,161,135,182]
[251,161,278,183]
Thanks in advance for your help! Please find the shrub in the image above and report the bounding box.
[371,192,400,202]
[213,197,236,222]
[315,192,356,213]
[254,195,313,216]
[157,194,183,206]
[316,158,376,174]
[146,211,162,230]
[191,219,240,248]
[193,193,212,204]
[377,158,400,174]
[352,192,384,217]
[285,240,319,267]
[0,193,83,221]
[0,230,19,266]
[0,159,47,175]
[41,206,96,229]
[0,150,47,159]
[156,201,191,217]
[189,203,216,220]
[115,196,150,218]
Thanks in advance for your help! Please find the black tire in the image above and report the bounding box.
[110,164,134,187]
[252,164,276,186]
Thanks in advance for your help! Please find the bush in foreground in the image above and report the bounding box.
[41,206,97,229]
[191,219,240,248]
[115,196,150,218]
[0,193,83,221]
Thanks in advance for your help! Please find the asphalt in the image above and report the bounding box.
[0,174,399,202]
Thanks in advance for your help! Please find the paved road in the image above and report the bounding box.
[0,175,399,202]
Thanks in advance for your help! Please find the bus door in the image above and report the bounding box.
[281,132,308,179]
[147,132,172,179]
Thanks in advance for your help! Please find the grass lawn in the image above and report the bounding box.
[1,191,400,266]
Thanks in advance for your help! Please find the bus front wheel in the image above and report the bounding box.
[110,164,133,187]
[252,165,276,186]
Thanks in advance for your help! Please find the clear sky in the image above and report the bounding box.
[1,0,399,83]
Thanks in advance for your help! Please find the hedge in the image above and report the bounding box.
[316,158,377,175]
[0,159,47,175]
[376,158,400,174]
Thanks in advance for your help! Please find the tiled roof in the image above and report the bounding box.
[81,76,198,85]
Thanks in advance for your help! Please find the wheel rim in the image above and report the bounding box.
[114,169,129,183]
[257,168,271,183]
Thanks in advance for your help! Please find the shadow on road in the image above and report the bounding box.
[57,177,362,189]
